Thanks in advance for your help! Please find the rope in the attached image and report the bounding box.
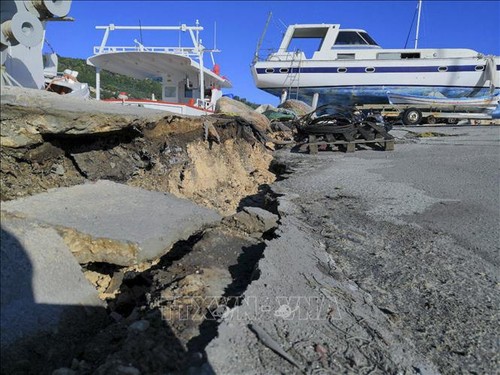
[404,4,418,49]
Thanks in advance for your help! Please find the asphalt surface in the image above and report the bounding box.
[207,125,499,374]
[361,126,500,265]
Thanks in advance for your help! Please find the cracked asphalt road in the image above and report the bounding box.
[206,126,499,374]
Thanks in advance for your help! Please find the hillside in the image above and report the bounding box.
[58,56,162,100]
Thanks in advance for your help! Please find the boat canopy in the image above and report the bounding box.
[87,51,230,86]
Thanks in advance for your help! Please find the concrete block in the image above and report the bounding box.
[0,213,105,348]
[1,180,221,266]
[223,206,278,235]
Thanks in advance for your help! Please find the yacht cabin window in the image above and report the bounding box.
[377,52,421,59]
[337,53,355,60]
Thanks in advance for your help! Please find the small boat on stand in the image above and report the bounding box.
[87,21,232,116]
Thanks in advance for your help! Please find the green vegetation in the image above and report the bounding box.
[232,95,259,109]
[58,56,161,99]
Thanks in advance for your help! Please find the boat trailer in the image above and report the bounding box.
[354,103,495,125]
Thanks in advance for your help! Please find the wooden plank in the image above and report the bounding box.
[302,136,395,153]
[357,127,375,141]
[346,142,355,152]
[384,140,395,151]
[308,135,318,154]
[306,138,389,146]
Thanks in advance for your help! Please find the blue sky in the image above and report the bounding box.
[46,0,500,105]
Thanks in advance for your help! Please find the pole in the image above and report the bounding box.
[414,0,422,49]
[95,67,101,100]
[311,93,319,110]
[199,41,204,107]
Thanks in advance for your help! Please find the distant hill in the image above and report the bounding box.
[58,56,161,100]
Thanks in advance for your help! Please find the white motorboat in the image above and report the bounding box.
[387,92,500,112]
[43,53,90,98]
[251,8,500,115]
[87,21,232,116]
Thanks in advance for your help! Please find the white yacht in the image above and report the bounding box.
[87,21,231,116]
[252,23,499,113]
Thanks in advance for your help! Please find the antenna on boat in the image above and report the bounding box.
[414,0,422,49]
[253,11,272,65]
[196,19,200,46]
[214,21,217,50]
[139,19,143,45]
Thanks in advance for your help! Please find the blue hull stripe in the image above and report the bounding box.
[256,65,499,74]
[262,84,500,90]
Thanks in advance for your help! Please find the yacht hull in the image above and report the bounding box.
[259,85,499,106]
[252,58,500,116]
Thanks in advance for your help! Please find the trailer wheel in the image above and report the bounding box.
[426,115,437,125]
[402,108,422,125]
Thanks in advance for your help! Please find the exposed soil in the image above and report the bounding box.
[1,106,280,374]
[1,115,275,215]
[74,227,267,374]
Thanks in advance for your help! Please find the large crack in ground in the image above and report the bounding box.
[2,191,281,375]
[76,192,280,374]
[1,112,283,374]
[4,109,498,374]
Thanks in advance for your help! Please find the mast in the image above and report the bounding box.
[253,12,272,65]
[414,0,422,49]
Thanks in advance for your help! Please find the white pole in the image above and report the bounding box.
[199,40,205,107]
[414,0,422,49]
[98,26,111,54]
[311,93,319,110]
[96,67,101,100]
[280,89,288,104]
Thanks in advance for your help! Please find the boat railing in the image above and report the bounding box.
[93,46,199,57]
[93,22,209,58]
[254,48,279,63]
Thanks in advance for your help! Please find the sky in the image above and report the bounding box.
[45,0,500,106]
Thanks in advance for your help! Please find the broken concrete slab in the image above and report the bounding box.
[223,206,279,235]
[1,180,221,266]
[0,213,105,349]
[1,86,169,149]
[243,207,279,232]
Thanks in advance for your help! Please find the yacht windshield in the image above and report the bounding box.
[359,32,378,46]
[335,31,378,46]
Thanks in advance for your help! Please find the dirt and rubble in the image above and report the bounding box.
[1,94,275,215]
[1,88,281,374]
[1,87,498,375]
